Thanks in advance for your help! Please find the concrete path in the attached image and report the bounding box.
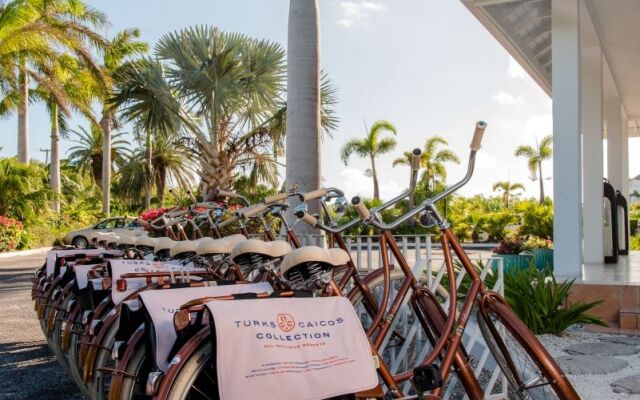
[0,250,82,400]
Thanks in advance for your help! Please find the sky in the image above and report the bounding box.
[1,0,637,200]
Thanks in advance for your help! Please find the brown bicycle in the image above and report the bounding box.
[342,121,579,399]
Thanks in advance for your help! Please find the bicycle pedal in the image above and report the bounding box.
[412,364,442,393]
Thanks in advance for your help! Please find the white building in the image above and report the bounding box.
[462,0,640,279]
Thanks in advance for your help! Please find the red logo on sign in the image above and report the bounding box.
[277,313,295,332]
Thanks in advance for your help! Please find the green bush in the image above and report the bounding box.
[504,266,606,335]
[631,235,640,251]
[482,211,516,241]
[516,200,553,239]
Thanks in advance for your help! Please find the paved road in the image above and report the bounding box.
[0,250,83,400]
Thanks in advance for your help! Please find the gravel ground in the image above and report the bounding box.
[540,330,640,399]
[0,250,82,400]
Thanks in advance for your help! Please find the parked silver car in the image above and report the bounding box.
[63,217,144,248]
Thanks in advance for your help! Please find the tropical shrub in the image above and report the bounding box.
[140,208,169,222]
[517,199,553,239]
[0,216,28,252]
[482,210,516,241]
[631,235,640,251]
[0,158,52,224]
[522,235,553,250]
[493,239,525,255]
[504,266,606,335]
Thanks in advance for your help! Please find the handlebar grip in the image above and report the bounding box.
[470,121,487,151]
[236,203,268,219]
[214,189,239,199]
[411,148,422,171]
[297,211,318,228]
[351,196,370,220]
[302,188,327,201]
[264,192,288,204]
[217,216,239,229]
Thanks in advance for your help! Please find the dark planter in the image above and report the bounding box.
[493,253,535,272]
[531,248,553,270]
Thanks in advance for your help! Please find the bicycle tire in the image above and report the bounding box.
[477,296,579,400]
[114,342,149,400]
[89,319,119,400]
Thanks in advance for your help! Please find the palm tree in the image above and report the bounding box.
[0,0,108,164]
[515,135,553,204]
[36,56,99,212]
[99,29,148,215]
[341,120,397,200]
[492,180,525,208]
[286,0,321,232]
[115,136,194,206]
[66,125,130,185]
[393,135,460,207]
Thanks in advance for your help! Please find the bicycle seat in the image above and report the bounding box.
[230,239,292,261]
[169,238,211,258]
[196,234,247,256]
[116,235,138,247]
[154,237,178,254]
[135,235,158,249]
[279,247,350,276]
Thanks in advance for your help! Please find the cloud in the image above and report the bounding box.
[507,56,530,81]
[492,91,524,106]
[338,1,387,28]
[338,168,402,199]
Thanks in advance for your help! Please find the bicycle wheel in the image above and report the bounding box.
[113,341,150,400]
[477,295,579,400]
[88,319,119,400]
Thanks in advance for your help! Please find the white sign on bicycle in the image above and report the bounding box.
[206,296,379,400]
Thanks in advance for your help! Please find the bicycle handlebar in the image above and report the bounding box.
[301,188,327,201]
[295,210,319,228]
[470,121,487,151]
[264,193,288,204]
[351,196,371,220]
[351,121,487,231]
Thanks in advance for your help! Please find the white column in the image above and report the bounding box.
[621,111,629,200]
[606,97,622,190]
[581,46,603,264]
[552,0,582,278]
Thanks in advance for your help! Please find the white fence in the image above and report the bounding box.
[296,233,508,399]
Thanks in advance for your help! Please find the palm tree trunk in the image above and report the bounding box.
[286,0,321,235]
[156,164,166,207]
[50,103,61,213]
[538,161,544,204]
[371,156,380,200]
[17,61,29,164]
[101,113,112,216]
[145,132,152,208]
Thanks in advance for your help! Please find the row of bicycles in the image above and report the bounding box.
[31,123,580,400]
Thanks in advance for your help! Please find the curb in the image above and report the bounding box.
[0,247,52,259]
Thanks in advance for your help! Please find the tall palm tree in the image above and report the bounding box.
[286,0,321,232]
[99,29,148,215]
[115,136,194,207]
[341,120,397,200]
[393,135,460,207]
[492,180,525,208]
[515,134,553,204]
[66,125,130,185]
[0,0,108,164]
[38,56,99,212]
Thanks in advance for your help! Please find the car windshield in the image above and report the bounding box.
[94,219,118,229]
